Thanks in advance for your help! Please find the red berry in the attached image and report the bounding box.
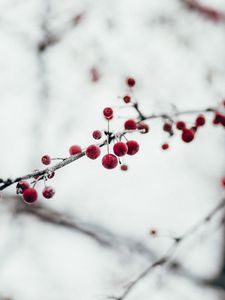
[126,140,139,155]
[23,188,38,204]
[113,142,128,157]
[48,171,55,179]
[163,122,172,132]
[103,107,113,120]
[124,119,137,130]
[126,77,136,87]
[90,67,100,82]
[16,181,30,193]
[33,170,40,180]
[161,143,169,150]
[123,95,131,103]
[86,145,101,160]
[181,128,195,143]
[42,186,55,199]
[92,130,102,140]
[120,164,128,171]
[176,121,186,130]
[137,122,149,134]
[221,176,225,188]
[195,114,205,127]
[102,154,118,169]
[41,155,51,165]
[69,145,82,156]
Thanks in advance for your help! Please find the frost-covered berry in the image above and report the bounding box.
[102,154,118,169]
[86,145,101,160]
[195,115,205,127]
[221,176,225,188]
[120,164,128,171]
[181,129,195,143]
[16,181,30,193]
[48,171,55,179]
[163,122,172,132]
[161,143,169,150]
[124,119,137,130]
[213,112,225,126]
[126,77,135,87]
[41,155,51,165]
[23,188,38,204]
[69,145,82,156]
[137,122,149,134]
[92,130,102,140]
[103,107,113,120]
[42,186,55,199]
[113,142,128,157]
[123,95,131,103]
[126,140,139,155]
[176,121,186,130]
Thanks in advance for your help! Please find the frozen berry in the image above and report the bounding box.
[126,140,139,155]
[41,155,51,165]
[103,107,113,120]
[176,121,186,130]
[120,164,128,171]
[48,171,55,179]
[16,181,30,193]
[23,188,38,204]
[221,176,225,188]
[42,186,55,199]
[69,145,82,156]
[126,77,135,87]
[181,128,195,143]
[86,145,101,160]
[163,122,172,132]
[102,154,118,169]
[161,143,169,150]
[195,115,205,127]
[137,122,149,134]
[92,130,102,140]
[124,119,137,130]
[123,95,131,103]
[113,142,128,157]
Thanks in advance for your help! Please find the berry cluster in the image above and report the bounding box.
[12,78,225,204]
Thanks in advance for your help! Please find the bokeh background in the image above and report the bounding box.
[0,0,225,299]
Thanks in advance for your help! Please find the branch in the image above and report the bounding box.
[111,197,225,300]
[0,105,216,192]
[183,0,225,22]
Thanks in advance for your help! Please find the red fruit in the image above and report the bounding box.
[86,145,101,160]
[123,95,131,103]
[69,145,82,156]
[163,122,172,132]
[124,119,137,130]
[23,188,38,204]
[126,140,139,155]
[181,128,195,143]
[42,186,55,199]
[195,114,205,127]
[176,121,186,130]
[41,155,51,165]
[103,107,113,120]
[137,122,149,134]
[113,142,128,157]
[161,143,169,150]
[48,171,55,179]
[102,154,118,169]
[126,77,136,87]
[16,181,30,193]
[33,170,40,180]
[90,67,100,82]
[221,177,225,188]
[120,164,128,171]
[213,112,225,125]
[92,130,102,140]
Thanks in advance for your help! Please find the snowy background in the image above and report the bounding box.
[0,0,225,299]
